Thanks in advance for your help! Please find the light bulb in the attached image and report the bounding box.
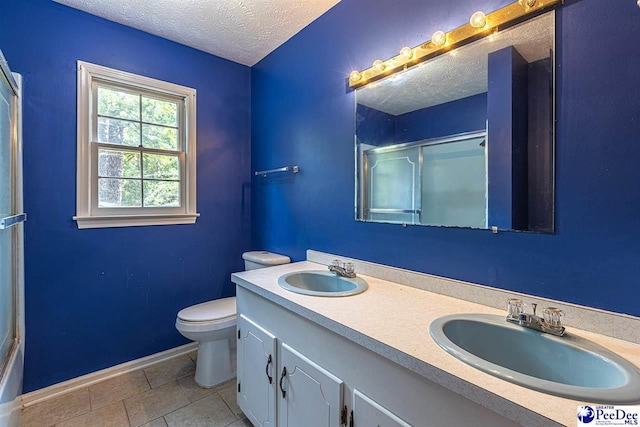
[431,30,446,46]
[400,46,414,60]
[518,0,536,7]
[469,11,486,28]
[349,70,362,82]
[372,59,385,72]
[637,0,640,7]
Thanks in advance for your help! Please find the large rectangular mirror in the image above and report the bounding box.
[355,11,555,233]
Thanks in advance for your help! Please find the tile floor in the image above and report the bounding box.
[22,352,251,427]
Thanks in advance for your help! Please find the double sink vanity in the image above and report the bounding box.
[232,250,640,427]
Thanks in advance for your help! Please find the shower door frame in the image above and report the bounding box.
[0,50,25,427]
[359,130,487,227]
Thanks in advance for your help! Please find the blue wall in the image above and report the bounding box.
[357,93,487,146]
[252,0,640,317]
[2,0,639,393]
[355,105,396,146]
[487,47,529,230]
[395,93,487,144]
[0,0,252,391]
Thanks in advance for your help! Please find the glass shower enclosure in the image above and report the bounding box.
[0,49,25,427]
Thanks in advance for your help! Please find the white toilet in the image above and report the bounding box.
[175,251,290,388]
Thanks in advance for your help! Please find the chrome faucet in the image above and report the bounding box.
[506,299,566,337]
[328,259,357,278]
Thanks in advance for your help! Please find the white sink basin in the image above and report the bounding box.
[278,271,368,297]
[429,313,640,404]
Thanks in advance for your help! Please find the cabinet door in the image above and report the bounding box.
[237,314,277,427]
[353,389,412,427]
[278,343,343,427]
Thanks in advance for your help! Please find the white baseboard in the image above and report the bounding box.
[21,342,198,408]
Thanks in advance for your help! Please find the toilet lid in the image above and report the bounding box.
[178,297,236,322]
[242,251,291,265]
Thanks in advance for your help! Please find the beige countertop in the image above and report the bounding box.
[232,261,640,427]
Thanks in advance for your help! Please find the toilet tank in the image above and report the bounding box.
[242,251,291,271]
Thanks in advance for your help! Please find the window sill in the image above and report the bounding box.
[73,213,200,229]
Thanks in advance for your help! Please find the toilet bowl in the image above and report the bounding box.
[176,251,290,388]
[175,297,237,388]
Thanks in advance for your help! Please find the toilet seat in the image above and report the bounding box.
[175,316,236,332]
[176,297,236,332]
[177,297,236,322]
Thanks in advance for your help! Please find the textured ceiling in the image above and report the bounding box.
[52,0,341,66]
[357,13,555,116]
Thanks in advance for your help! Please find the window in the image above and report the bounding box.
[74,61,198,228]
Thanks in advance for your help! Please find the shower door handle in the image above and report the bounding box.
[0,213,26,229]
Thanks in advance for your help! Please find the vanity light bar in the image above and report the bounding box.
[348,0,562,89]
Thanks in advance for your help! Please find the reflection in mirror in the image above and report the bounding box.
[355,12,555,233]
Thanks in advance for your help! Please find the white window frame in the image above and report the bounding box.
[74,61,199,229]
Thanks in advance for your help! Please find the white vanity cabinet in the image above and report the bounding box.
[278,342,343,427]
[237,314,277,427]
[352,390,411,427]
[235,285,519,427]
[237,314,344,427]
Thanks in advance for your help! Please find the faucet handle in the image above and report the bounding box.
[507,298,524,319]
[344,262,355,275]
[543,307,565,329]
[332,259,343,268]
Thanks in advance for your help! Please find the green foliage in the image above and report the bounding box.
[143,153,179,180]
[143,181,180,207]
[142,125,178,150]
[96,86,182,208]
[142,97,177,127]
[98,87,139,120]
[97,118,139,146]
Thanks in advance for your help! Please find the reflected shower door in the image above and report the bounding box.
[421,137,487,228]
[365,147,421,224]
